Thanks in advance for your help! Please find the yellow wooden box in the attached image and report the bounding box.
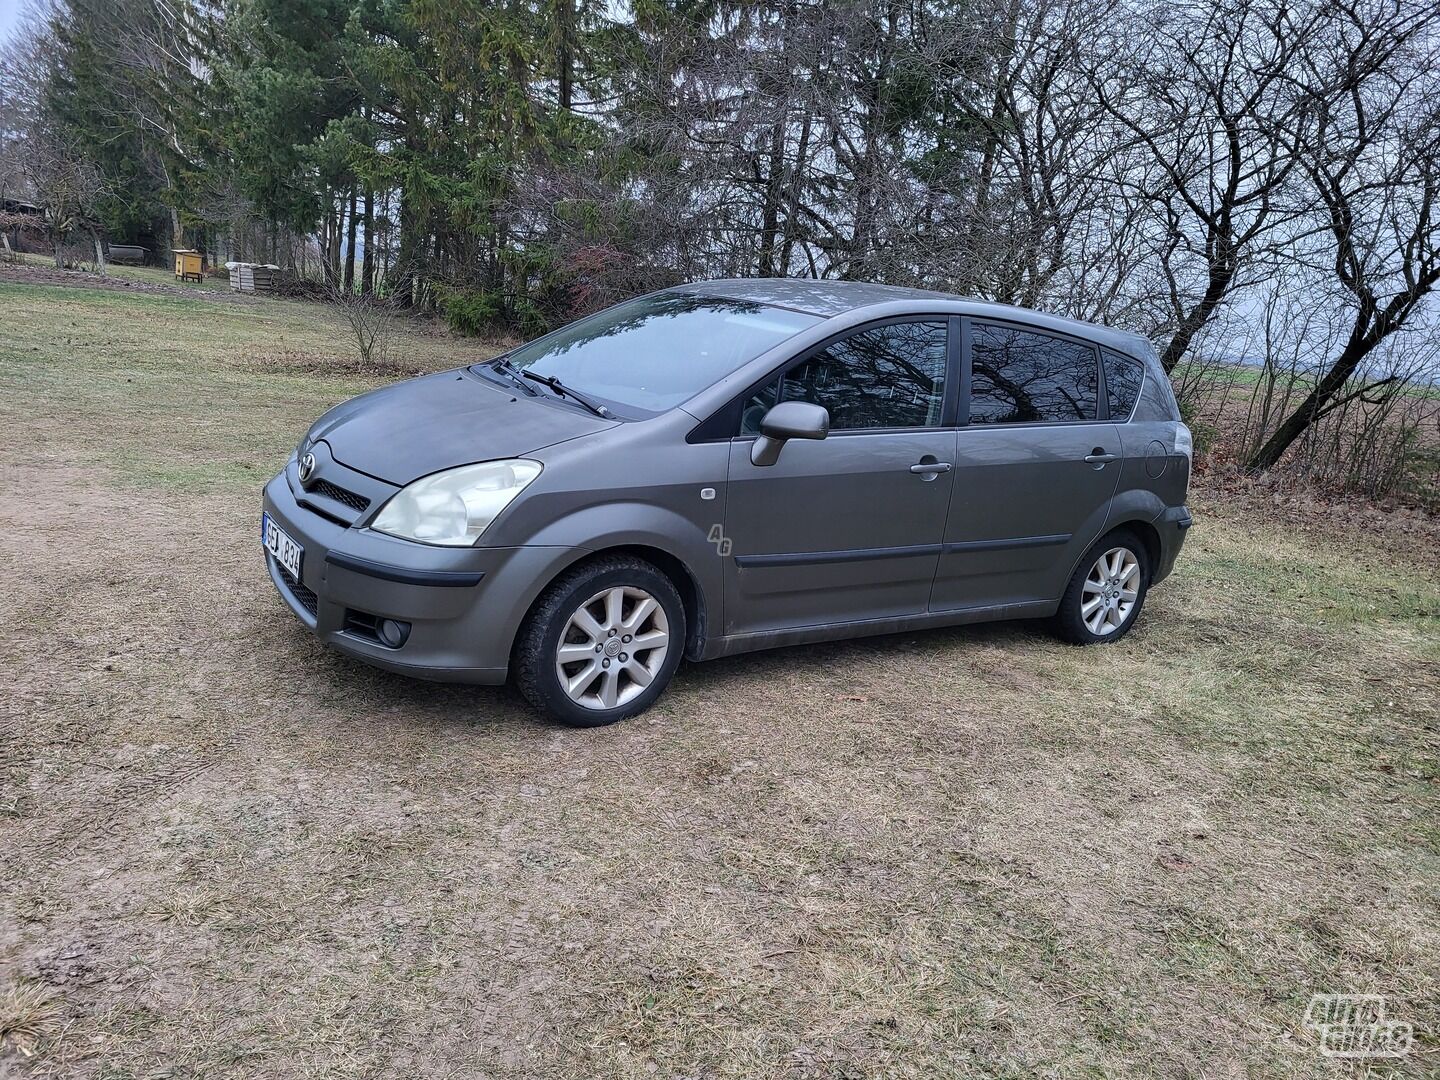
[173,249,204,283]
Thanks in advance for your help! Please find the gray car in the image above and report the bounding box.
[262,279,1192,726]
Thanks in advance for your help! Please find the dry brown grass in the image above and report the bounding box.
[0,280,1437,1078]
[0,984,61,1059]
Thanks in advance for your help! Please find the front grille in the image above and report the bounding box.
[274,559,319,617]
[311,479,370,513]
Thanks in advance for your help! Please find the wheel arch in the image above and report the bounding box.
[514,542,710,663]
[1106,516,1161,574]
[600,544,708,660]
[503,498,724,664]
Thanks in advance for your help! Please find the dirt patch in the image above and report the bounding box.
[233,347,440,379]
[1,277,1437,1078]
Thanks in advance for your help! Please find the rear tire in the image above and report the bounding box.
[512,555,686,727]
[1052,529,1150,645]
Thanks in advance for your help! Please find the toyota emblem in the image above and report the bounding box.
[298,452,317,485]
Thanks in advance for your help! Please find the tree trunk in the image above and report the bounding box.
[92,230,106,276]
[1244,277,1428,471]
[1245,340,1367,471]
[757,120,786,276]
[329,203,342,282]
[343,186,358,291]
[556,0,573,111]
[847,7,899,280]
[1158,256,1236,374]
[780,112,812,274]
[397,182,421,307]
[361,187,375,295]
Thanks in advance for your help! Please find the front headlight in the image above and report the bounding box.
[371,459,542,546]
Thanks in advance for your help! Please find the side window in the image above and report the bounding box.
[1102,349,1144,420]
[969,323,1099,424]
[777,320,948,430]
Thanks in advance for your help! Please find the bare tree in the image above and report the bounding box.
[323,271,399,368]
[1,3,124,272]
[906,0,1160,320]
[1089,0,1324,374]
[1245,0,1440,471]
[0,3,50,204]
[22,120,108,270]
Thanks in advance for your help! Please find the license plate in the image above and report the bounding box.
[262,511,303,580]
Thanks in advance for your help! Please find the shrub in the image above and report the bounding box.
[437,286,502,337]
[1178,399,1221,458]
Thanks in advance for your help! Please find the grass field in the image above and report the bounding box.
[1,270,1437,1078]
[8,250,234,291]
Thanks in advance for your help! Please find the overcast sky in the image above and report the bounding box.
[0,1,26,47]
[0,2,23,45]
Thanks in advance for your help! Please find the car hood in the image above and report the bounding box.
[308,368,615,485]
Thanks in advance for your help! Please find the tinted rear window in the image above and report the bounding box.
[502,293,820,414]
[969,323,1099,423]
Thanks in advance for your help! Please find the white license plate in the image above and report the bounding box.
[262,512,303,580]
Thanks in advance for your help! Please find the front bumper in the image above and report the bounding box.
[261,467,576,685]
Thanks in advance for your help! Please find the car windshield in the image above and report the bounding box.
[495,292,821,415]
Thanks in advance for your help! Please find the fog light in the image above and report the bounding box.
[377,619,410,648]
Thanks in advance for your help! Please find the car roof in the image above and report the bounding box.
[673,278,1154,359]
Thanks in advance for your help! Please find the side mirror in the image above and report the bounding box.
[750,400,830,466]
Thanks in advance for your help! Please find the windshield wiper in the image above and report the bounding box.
[519,370,613,418]
[487,356,538,395]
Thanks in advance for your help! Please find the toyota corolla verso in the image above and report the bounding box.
[262,279,1192,726]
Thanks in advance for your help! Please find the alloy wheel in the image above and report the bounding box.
[554,586,671,710]
[1081,546,1140,636]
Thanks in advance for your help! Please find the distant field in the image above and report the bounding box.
[1,273,1437,1078]
[1175,355,1440,398]
[1174,355,1440,512]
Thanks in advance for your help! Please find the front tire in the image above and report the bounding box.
[1053,529,1150,645]
[512,555,686,727]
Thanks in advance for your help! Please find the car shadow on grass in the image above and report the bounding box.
[267,584,1146,737]
[273,613,1063,733]
[674,617,1066,697]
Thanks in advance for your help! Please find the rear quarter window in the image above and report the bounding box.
[1102,350,1145,420]
[1131,370,1180,422]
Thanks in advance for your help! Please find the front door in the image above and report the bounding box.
[721,318,957,636]
[929,319,1123,611]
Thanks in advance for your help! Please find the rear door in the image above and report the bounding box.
[930,319,1123,612]
[723,318,958,635]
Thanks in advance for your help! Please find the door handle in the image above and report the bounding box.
[1084,450,1117,465]
[910,462,953,475]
